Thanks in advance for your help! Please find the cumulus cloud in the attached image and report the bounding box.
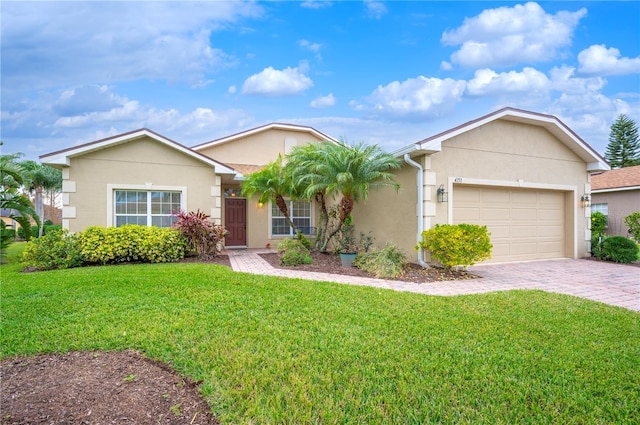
[441,2,586,68]
[357,76,466,119]
[364,0,387,19]
[466,67,550,96]
[577,44,640,76]
[310,93,336,108]
[242,66,314,96]
[1,1,263,88]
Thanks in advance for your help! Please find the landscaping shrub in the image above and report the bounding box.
[599,236,639,264]
[354,243,406,278]
[295,231,313,250]
[79,225,185,264]
[624,212,640,241]
[590,211,608,256]
[0,221,16,263]
[173,210,228,259]
[16,223,61,240]
[419,224,492,269]
[21,229,82,270]
[277,238,312,266]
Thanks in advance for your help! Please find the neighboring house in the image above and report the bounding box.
[591,165,640,237]
[40,107,608,264]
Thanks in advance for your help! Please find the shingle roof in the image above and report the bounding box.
[591,165,640,190]
[226,163,265,176]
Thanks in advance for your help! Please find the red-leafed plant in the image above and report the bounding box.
[173,210,229,259]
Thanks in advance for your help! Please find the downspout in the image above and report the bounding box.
[404,154,428,268]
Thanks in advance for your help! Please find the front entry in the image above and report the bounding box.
[224,198,247,247]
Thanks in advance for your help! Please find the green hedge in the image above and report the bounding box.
[419,224,492,270]
[22,225,185,270]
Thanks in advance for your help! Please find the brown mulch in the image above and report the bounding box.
[259,251,478,283]
[0,350,218,424]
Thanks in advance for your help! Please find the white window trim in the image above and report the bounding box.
[107,184,187,227]
[268,199,313,238]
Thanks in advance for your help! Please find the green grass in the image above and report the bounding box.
[2,244,639,424]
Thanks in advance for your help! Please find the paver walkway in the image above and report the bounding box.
[224,249,640,312]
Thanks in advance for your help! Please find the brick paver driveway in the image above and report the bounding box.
[227,250,639,312]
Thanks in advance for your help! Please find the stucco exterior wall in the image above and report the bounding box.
[591,190,640,237]
[354,119,592,262]
[62,137,220,232]
[195,129,325,165]
[350,164,419,258]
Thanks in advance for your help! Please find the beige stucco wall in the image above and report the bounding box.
[62,137,221,233]
[195,129,326,165]
[591,190,640,237]
[354,119,592,262]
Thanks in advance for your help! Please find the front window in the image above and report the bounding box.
[114,190,181,228]
[271,200,312,236]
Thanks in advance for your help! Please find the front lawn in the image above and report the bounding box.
[2,245,638,424]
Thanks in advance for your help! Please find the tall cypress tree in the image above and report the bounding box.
[605,114,640,168]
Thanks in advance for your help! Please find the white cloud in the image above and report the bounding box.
[228,85,237,94]
[549,65,606,95]
[310,94,336,108]
[300,1,333,9]
[466,67,550,96]
[577,44,640,76]
[1,1,263,88]
[364,0,387,19]
[358,76,466,119]
[299,39,323,53]
[442,2,586,68]
[242,66,314,96]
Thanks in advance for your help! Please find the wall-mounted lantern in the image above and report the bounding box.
[581,194,591,208]
[437,184,448,203]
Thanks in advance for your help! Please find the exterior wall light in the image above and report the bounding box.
[581,194,591,208]
[437,184,448,203]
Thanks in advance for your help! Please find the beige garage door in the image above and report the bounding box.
[453,186,566,262]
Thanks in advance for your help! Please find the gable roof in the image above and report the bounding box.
[191,122,340,151]
[40,128,236,174]
[591,165,640,192]
[395,107,609,172]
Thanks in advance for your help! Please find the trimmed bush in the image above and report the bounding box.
[278,238,312,266]
[354,243,406,279]
[22,229,83,270]
[624,212,640,241]
[600,236,639,264]
[419,224,492,270]
[79,225,185,265]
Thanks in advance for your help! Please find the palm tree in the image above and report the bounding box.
[1,154,41,242]
[21,160,62,236]
[287,141,401,251]
[241,155,302,234]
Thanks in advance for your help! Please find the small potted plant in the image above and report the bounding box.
[336,220,358,267]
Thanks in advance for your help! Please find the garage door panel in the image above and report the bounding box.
[453,186,566,262]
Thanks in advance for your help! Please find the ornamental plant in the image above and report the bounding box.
[624,212,640,241]
[419,224,492,270]
[599,236,639,264]
[21,229,83,270]
[354,243,406,279]
[173,210,228,259]
[277,238,312,266]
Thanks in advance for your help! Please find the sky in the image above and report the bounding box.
[1,1,639,161]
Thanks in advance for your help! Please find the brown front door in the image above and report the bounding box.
[225,198,247,246]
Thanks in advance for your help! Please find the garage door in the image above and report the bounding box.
[453,186,566,262]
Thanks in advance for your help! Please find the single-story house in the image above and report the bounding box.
[591,165,640,237]
[40,107,608,264]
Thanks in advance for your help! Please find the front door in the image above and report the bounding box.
[225,198,247,246]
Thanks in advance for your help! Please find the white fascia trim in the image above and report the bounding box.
[106,184,188,227]
[193,123,340,151]
[592,186,640,194]
[392,144,439,158]
[446,176,580,259]
[587,161,610,172]
[41,129,236,175]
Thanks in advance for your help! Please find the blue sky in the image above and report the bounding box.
[1,1,639,161]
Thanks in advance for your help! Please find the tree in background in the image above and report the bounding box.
[605,114,640,168]
[20,160,62,236]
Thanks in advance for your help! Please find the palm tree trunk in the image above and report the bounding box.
[35,186,44,237]
[275,195,299,234]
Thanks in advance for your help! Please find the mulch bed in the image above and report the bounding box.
[1,350,218,424]
[259,251,478,283]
